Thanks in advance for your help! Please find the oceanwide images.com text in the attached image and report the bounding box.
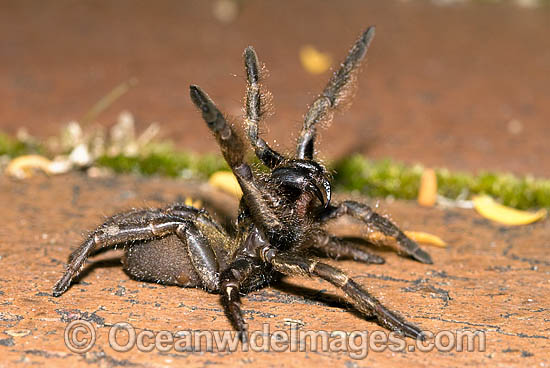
[64,320,486,359]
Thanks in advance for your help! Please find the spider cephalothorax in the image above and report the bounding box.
[53,26,432,341]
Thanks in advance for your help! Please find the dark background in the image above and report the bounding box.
[1,0,549,175]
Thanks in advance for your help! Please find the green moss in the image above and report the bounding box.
[437,169,550,209]
[0,133,44,157]
[333,154,550,210]
[2,129,549,210]
[332,155,420,200]
[97,151,228,179]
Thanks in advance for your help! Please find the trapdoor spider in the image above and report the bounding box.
[53,27,432,341]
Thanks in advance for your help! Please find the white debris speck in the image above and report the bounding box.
[48,157,73,174]
[69,143,93,167]
[507,119,523,135]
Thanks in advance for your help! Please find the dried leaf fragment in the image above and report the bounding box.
[184,197,203,209]
[5,329,31,337]
[208,171,243,199]
[5,155,53,179]
[418,168,437,207]
[367,230,447,248]
[472,195,547,226]
[299,45,332,74]
[404,231,447,248]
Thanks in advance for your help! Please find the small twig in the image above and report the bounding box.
[81,78,139,126]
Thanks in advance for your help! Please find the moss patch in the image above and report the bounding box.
[97,152,228,179]
[333,154,550,210]
[2,131,549,210]
[0,133,44,157]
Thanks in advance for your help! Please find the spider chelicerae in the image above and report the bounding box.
[53,26,433,341]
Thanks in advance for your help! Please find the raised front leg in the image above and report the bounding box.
[190,85,285,238]
[190,85,247,170]
[296,27,375,159]
[318,200,432,264]
[243,47,285,168]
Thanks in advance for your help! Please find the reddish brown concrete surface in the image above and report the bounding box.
[0,173,549,367]
[1,0,550,176]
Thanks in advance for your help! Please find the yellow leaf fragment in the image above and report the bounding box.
[299,45,332,75]
[404,231,447,248]
[365,230,446,248]
[5,329,31,337]
[208,171,243,199]
[184,197,203,209]
[365,231,390,244]
[5,155,53,179]
[417,168,437,207]
[472,195,547,226]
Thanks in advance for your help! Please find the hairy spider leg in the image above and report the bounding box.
[191,85,291,338]
[189,85,246,169]
[52,206,227,296]
[259,247,425,340]
[190,85,286,238]
[296,26,375,160]
[318,201,433,264]
[243,47,285,168]
[219,256,267,343]
[311,229,385,264]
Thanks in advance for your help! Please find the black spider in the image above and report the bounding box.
[53,27,432,341]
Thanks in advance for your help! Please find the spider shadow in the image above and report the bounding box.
[313,236,402,262]
[59,243,386,325]
[273,279,376,322]
[67,255,123,288]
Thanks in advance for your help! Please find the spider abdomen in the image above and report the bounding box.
[122,236,203,288]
